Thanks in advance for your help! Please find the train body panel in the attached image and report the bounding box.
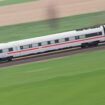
[0,25,105,61]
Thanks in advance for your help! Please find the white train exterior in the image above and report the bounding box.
[0,25,105,61]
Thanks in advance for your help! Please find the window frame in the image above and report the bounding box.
[8,48,13,52]
[47,41,51,45]
[75,36,80,40]
[55,39,59,43]
[65,37,69,42]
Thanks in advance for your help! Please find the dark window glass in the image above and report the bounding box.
[55,40,59,43]
[98,32,102,35]
[29,44,32,48]
[38,43,42,46]
[75,36,80,40]
[65,38,69,42]
[86,33,95,38]
[20,46,23,49]
[0,50,3,53]
[8,48,13,52]
[47,41,51,45]
[86,32,102,38]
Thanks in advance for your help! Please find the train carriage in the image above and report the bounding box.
[0,25,105,61]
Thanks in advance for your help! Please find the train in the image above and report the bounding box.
[0,24,105,61]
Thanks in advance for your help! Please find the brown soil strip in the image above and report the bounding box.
[0,0,105,26]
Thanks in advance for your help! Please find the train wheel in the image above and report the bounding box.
[7,57,13,62]
[93,41,99,47]
[81,43,89,48]
[89,41,99,47]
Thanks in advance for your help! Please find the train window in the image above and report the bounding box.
[20,46,23,49]
[65,38,69,42]
[24,45,29,49]
[48,40,54,44]
[86,32,102,38]
[29,44,32,48]
[32,43,37,47]
[42,42,47,46]
[75,36,80,40]
[98,32,102,35]
[79,35,85,39]
[0,49,3,53]
[47,41,51,45]
[70,37,75,41]
[20,44,32,49]
[38,43,42,46]
[8,48,13,52]
[60,38,65,42]
[55,40,59,43]
[86,33,95,38]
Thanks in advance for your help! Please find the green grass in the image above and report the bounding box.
[0,0,36,6]
[0,50,105,105]
[0,11,105,43]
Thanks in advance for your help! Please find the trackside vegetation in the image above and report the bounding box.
[0,50,105,105]
[0,11,105,43]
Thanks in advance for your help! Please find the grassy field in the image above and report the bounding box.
[0,50,105,105]
[0,11,105,43]
[0,0,36,6]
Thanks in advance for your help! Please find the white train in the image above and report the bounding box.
[0,25,105,61]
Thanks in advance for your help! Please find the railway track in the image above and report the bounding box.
[0,43,105,68]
